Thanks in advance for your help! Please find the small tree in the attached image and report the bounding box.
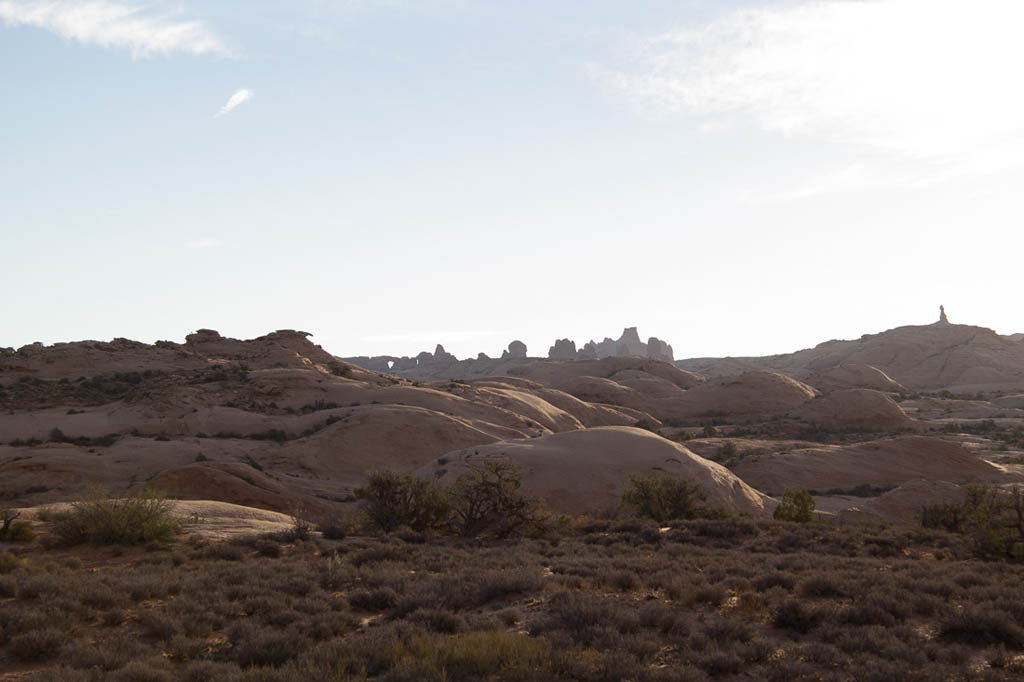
[621,474,709,523]
[450,461,547,538]
[773,489,815,523]
[355,471,451,533]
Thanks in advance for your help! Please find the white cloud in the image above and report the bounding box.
[602,0,1024,175]
[215,88,253,117]
[0,1,226,58]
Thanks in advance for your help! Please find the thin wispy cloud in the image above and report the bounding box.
[601,0,1024,178]
[0,0,226,58]
[215,88,254,117]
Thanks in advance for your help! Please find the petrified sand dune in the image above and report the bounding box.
[993,394,1024,409]
[790,389,913,431]
[837,479,965,525]
[679,323,1024,392]
[418,426,771,517]
[149,462,333,516]
[5,331,681,511]
[675,371,818,421]
[729,437,1006,495]
[507,356,703,392]
[805,363,907,394]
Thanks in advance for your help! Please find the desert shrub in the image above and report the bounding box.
[407,608,466,633]
[799,575,849,599]
[8,627,67,661]
[922,485,1024,560]
[0,508,35,543]
[475,567,544,603]
[710,441,748,467]
[327,361,353,378]
[318,517,348,540]
[229,623,310,667]
[47,489,180,546]
[773,489,815,523]
[939,604,1024,648]
[0,551,21,574]
[529,592,639,644]
[254,539,283,557]
[21,667,92,682]
[349,587,400,611]
[350,544,404,567]
[180,661,244,682]
[450,461,548,538]
[249,429,288,443]
[753,571,796,592]
[139,610,178,641]
[621,474,715,523]
[17,574,58,600]
[205,543,245,561]
[355,471,451,533]
[773,599,828,634]
[107,659,176,682]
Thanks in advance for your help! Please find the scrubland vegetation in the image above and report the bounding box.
[4,481,1024,681]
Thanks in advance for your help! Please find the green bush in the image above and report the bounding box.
[46,489,181,546]
[921,485,1024,560]
[355,472,451,533]
[773,489,815,523]
[621,474,712,523]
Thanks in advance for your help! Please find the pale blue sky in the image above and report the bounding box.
[2,0,1022,359]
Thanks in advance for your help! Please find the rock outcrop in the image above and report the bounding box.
[502,340,528,360]
[647,337,674,362]
[548,339,578,360]
[729,437,1004,495]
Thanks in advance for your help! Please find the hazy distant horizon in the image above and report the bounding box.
[3,0,1021,361]
[3,308,1017,364]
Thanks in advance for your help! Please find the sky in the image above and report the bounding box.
[2,0,1022,361]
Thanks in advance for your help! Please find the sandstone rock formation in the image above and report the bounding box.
[678,322,1024,392]
[674,371,818,422]
[502,340,528,360]
[647,337,674,362]
[728,437,1004,495]
[419,426,771,516]
[547,339,577,360]
[805,363,907,394]
[790,389,913,431]
[0,330,655,512]
[838,479,964,525]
